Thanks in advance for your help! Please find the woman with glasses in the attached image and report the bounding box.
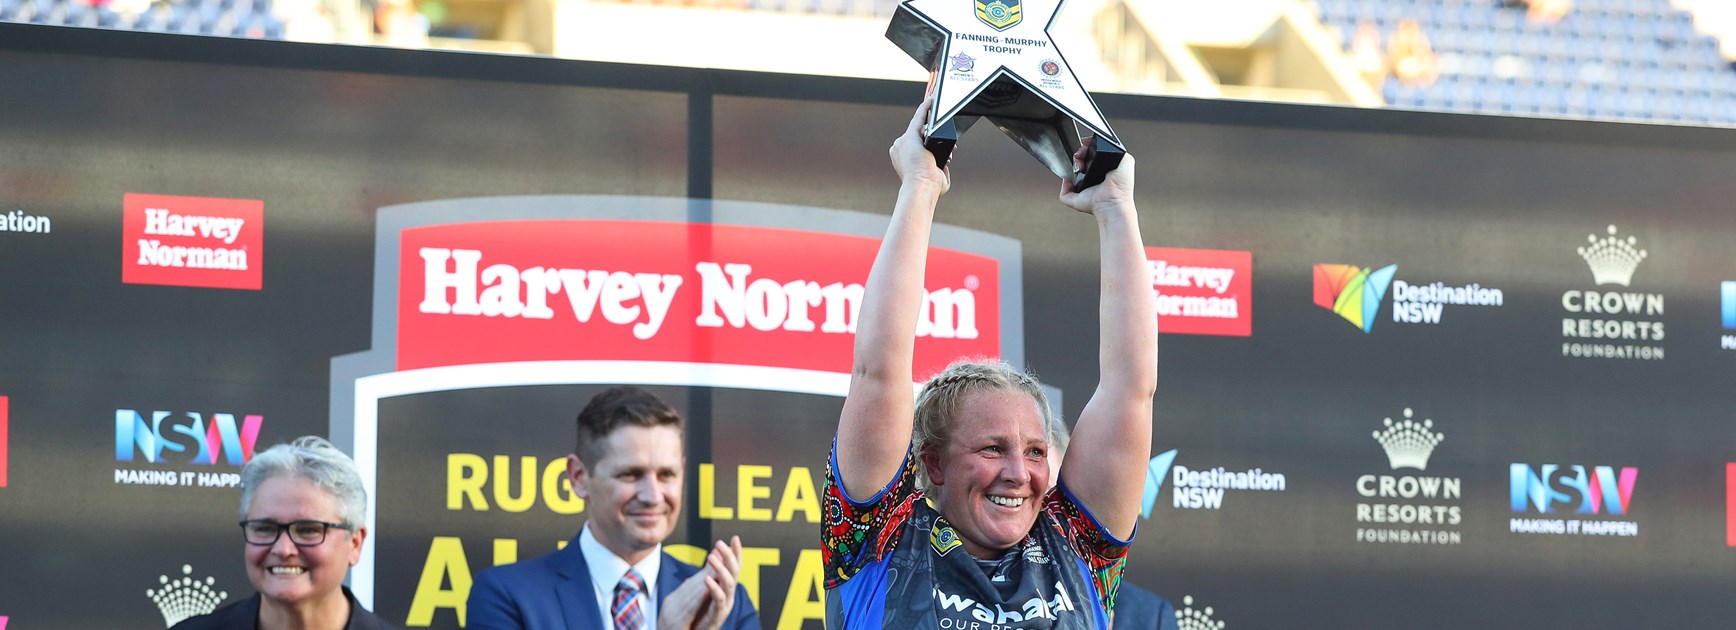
[175,436,394,629]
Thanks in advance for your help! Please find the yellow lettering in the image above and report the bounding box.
[665,543,705,566]
[775,549,825,630]
[738,547,780,610]
[493,539,518,566]
[542,459,585,514]
[699,463,733,520]
[738,465,773,521]
[406,537,471,627]
[447,454,487,511]
[493,456,536,513]
[775,466,820,523]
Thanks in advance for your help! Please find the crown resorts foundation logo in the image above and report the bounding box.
[1561,225,1663,360]
[1175,595,1226,630]
[146,564,228,627]
[1138,448,1286,514]
[1355,408,1461,545]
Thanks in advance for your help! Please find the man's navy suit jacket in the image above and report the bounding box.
[467,533,759,630]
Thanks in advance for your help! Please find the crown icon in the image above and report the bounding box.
[1577,225,1647,286]
[1373,408,1444,471]
[1175,595,1227,630]
[146,564,228,628]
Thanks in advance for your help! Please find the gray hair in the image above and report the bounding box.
[239,436,368,528]
[912,358,1059,493]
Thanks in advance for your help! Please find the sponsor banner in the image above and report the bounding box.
[1146,247,1252,337]
[1560,225,1664,360]
[0,396,7,488]
[1140,449,1286,514]
[122,193,264,290]
[1313,263,1505,333]
[0,209,50,234]
[113,409,262,489]
[1508,463,1639,537]
[401,220,999,378]
[1354,408,1462,545]
[146,564,230,628]
[334,197,1029,622]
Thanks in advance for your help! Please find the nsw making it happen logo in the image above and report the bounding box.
[1509,462,1638,537]
[114,409,262,489]
[1719,281,1735,351]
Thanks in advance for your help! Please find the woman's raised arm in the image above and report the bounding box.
[1055,145,1158,540]
[835,95,951,498]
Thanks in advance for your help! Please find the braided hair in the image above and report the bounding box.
[912,358,1059,493]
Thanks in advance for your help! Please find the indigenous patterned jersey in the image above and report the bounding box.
[822,441,1131,629]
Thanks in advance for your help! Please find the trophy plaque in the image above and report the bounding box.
[887,0,1125,189]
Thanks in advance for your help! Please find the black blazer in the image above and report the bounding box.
[172,586,396,630]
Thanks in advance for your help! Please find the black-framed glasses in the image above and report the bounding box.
[239,519,352,546]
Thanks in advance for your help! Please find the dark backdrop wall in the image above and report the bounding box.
[1,22,1735,629]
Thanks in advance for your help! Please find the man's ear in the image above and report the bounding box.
[567,453,590,499]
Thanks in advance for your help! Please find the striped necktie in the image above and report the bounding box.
[612,568,648,630]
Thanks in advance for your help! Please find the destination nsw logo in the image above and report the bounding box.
[1140,449,1286,515]
[1146,247,1252,337]
[122,193,264,290]
[114,409,261,488]
[1509,463,1638,537]
[1561,225,1663,360]
[1355,408,1461,545]
[1313,263,1503,332]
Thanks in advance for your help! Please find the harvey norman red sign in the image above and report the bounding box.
[1147,246,1253,337]
[122,193,264,290]
[400,220,1000,377]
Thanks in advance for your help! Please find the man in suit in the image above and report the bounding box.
[468,386,759,630]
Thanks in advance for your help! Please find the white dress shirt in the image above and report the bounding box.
[579,524,663,629]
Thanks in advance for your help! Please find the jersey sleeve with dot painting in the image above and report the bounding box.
[821,440,919,589]
[1044,482,1133,612]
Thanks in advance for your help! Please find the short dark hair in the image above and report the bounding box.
[575,386,684,466]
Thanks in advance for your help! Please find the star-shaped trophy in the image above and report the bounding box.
[887,0,1125,189]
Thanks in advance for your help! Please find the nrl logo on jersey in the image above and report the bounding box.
[976,0,1020,30]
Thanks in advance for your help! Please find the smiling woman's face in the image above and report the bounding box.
[243,475,363,606]
[923,387,1051,559]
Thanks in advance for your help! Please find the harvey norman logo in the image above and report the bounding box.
[400,219,999,373]
[1146,247,1252,337]
[122,193,263,290]
[1313,263,1505,333]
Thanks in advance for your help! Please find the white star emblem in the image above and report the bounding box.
[888,0,1123,180]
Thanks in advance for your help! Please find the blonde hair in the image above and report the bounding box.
[912,358,1058,492]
